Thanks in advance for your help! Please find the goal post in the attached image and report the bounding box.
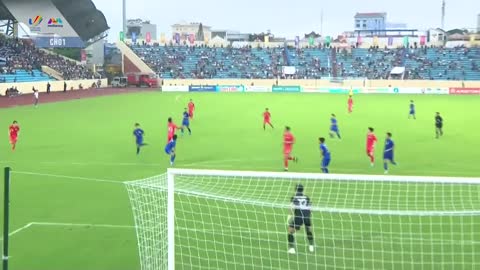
[125,169,480,270]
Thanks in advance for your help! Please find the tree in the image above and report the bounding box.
[197,23,205,42]
[304,31,321,39]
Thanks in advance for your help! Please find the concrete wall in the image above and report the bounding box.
[41,65,63,80]
[1,78,108,94]
[116,41,155,74]
[162,79,480,88]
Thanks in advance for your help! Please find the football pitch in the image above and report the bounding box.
[0,92,479,270]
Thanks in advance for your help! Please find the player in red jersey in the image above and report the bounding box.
[167,117,179,143]
[366,127,378,166]
[347,96,354,113]
[188,99,195,120]
[283,126,298,171]
[9,121,20,151]
[263,108,274,130]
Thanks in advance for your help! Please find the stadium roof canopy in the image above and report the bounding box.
[0,1,14,21]
[354,12,387,18]
[0,0,109,41]
[51,0,109,41]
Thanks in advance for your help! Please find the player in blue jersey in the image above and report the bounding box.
[329,114,341,139]
[165,134,178,166]
[133,123,147,155]
[383,132,397,174]
[319,137,331,173]
[408,100,416,119]
[181,108,192,136]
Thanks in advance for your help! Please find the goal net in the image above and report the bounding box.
[125,169,480,270]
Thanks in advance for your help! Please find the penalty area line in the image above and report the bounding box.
[0,223,34,241]
[11,171,122,184]
[1,222,136,241]
[30,222,135,229]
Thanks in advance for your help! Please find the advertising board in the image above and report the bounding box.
[217,85,245,92]
[302,87,330,93]
[162,85,189,92]
[390,87,449,94]
[421,88,449,95]
[189,85,216,92]
[363,88,391,94]
[244,86,271,92]
[272,86,301,92]
[449,88,480,95]
[282,66,296,75]
[33,36,85,48]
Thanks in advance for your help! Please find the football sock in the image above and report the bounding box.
[336,132,341,139]
[170,155,176,164]
[324,168,329,173]
[306,230,314,245]
[288,233,295,248]
[370,155,375,163]
[384,162,388,171]
[284,159,288,168]
[188,127,191,134]
[136,147,140,155]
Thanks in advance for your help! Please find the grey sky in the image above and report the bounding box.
[93,0,479,41]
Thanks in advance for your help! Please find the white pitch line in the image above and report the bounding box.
[31,222,135,229]
[3,222,480,246]
[1,159,474,177]
[0,223,33,241]
[0,160,162,168]
[12,171,121,184]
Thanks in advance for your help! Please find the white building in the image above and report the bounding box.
[211,30,250,42]
[171,22,212,42]
[126,19,157,42]
[354,12,387,31]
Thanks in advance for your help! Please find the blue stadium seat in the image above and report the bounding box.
[0,69,51,83]
[130,44,480,81]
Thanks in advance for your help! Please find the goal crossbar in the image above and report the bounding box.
[166,168,480,184]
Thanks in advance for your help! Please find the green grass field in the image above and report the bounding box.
[0,92,479,270]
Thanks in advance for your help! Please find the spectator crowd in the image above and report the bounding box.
[131,43,480,81]
[0,35,94,80]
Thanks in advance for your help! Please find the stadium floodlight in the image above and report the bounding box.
[125,169,480,270]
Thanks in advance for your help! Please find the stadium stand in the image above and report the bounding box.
[131,44,480,81]
[0,35,94,82]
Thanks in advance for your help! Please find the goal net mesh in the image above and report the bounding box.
[125,170,480,270]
